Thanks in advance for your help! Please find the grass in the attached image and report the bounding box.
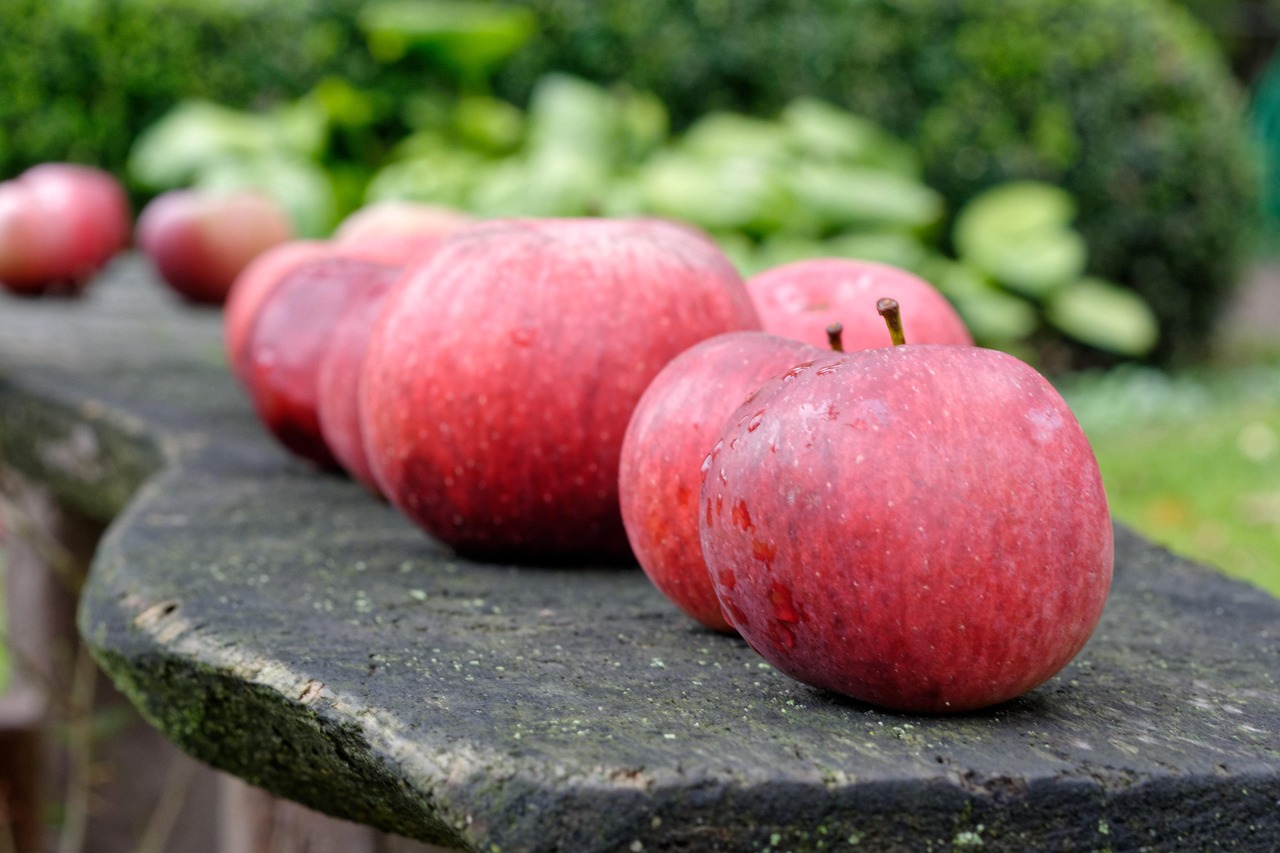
[1060,361,1280,598]
[0,548,7,695]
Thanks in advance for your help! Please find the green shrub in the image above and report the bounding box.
[0,0,1259,366]
[0,0,401,189]
[496,0,1261,366]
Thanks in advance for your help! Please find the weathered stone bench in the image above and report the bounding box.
[1,257,1278,852]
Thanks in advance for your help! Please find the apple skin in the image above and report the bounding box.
[137,188,295,305]
[315,264,409,495]
[0,163,131,296]
[333,199,473,244]
[222,237,443,389]
[618,331,830,631]
[747,258,972,350]
[243,255,404,468]
[361,217,762,563]
[700,344,1113,713]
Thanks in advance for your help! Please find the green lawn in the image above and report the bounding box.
[1061,363,1280,597]
[0,551,7,694]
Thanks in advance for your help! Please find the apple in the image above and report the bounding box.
[242,255,404,468]
[224,240,333,386]
[333,199,473,244]
[747,258,972,350]
[619,331,831,631]
[315,263,412,495]
[361,216,762,563]
[137,188,295,305]
[700,300,1112,713]
[0,163,131,296]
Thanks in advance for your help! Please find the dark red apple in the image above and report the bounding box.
[700,301,1112,713]
[243,255,404,468]
[361,217,762,563]
[0,163,131,296]
[747,258,972,350]
[619,331,830,631]
[224,240,332,385]
[137,188,295,305]
[315,262,413,495]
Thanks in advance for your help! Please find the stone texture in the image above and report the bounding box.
[2,259,1279,852]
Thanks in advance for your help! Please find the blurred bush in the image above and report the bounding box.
[0,0,1261,366]
[496,0,1261,367]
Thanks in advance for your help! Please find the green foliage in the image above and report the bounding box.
[0,0,402,189]
[1062,364,1280,597]
[495,0,1260,366]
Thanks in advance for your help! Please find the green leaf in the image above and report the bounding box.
[679,112,791,163]
[781,98,920,175]
[952,181,1086,296]
[127,101,280,189]
[196,156,337,238]
[788,164,944,232]
[358,1,536,82]
[822,231,933,273]
[928,260,1039,344]
[1044,277,1160,356]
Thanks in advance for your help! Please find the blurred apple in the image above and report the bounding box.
[0,163,131,296]
[747,258,972,350]
[137,188,294,305]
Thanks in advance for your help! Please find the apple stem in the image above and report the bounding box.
[826,323,845,352]
[877,298,906,346]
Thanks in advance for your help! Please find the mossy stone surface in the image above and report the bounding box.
[2,262,1279,851]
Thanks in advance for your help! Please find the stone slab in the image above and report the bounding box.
[1,259,1278,851]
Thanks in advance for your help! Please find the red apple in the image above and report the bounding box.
[224,240,332,385]
[222,237,441,389]
[700,302,1112,713]
[315,263,410,495]
[243,255,404,468]
[747,258,972,350]
[137,188,294,305]
[0,163,131,296]
[361,216,762,563]
[619,331,830,631]
[333,199,473,244]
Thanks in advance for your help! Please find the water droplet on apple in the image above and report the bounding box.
[746,411,765,432]
[731,499,753,531]
[717,568,737,591]
[815,363,840,376]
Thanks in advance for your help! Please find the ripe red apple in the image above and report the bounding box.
[361,216,762,563]
[747,258,972,350]
[137,188,295,305]
[224,240,332,385]
[315,263,412,495]
[242,255,404,468]
[0,163,131,296]
[700,302,1112,713]
[333,199,473,244]
[619,331,830,631]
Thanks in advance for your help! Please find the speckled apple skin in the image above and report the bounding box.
[747,258,973,351]
[361,217,761,563]
[316,271,402,495]
[619,332,826,631]
[244,256,403,469]
[700,345,1113,713]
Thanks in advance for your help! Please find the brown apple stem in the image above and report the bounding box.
[877,298,906,346]
[826,323,845,352]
